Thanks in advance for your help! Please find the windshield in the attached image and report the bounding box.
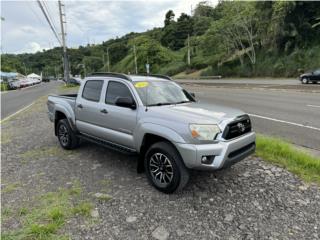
[133,81,194,106]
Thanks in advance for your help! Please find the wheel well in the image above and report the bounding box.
[137,134,173,173]
[54,111,67,136]
[140,134,171,155]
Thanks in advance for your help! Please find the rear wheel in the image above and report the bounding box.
[144,142,189,193]
[302,78,309,84]
[57,119,79,149]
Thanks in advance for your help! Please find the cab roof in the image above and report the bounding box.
[87,72,172,82]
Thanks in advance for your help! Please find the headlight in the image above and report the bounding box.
[189,124,221,141]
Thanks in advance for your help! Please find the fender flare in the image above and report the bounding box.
[134,122,186,151]
[54,104,77,134]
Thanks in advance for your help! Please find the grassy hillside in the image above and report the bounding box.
[1,1,320,78]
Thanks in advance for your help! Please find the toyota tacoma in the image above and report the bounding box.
[47,73,256,193]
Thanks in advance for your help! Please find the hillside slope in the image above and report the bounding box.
[1,1,319,78]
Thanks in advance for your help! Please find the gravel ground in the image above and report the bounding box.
[1,96,319,240]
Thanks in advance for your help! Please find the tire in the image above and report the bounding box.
[302,78,309,84]
[144,141,190,194]
[57,119,80,150]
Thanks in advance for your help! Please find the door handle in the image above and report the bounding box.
[100,109,108,114]
[77,104,83,109]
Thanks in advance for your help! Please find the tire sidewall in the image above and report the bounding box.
[302,78,308,84]
[57,119,73,149]
[144,144,181,193]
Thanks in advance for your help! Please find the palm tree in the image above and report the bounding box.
[312,17,320,28]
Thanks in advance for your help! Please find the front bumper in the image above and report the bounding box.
[175,132,256,171]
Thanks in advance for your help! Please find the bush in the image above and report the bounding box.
[158,62,187,76]
[1,82,8,91]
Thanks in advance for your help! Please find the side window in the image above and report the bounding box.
[106,81,133,105]
[82,80,103,102]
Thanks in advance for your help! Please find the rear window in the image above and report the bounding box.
[82,80,103,102]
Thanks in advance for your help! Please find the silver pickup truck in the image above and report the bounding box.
[47,73,255,193]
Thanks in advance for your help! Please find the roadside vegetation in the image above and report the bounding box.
[2,184,93,240]
[1,82,9,91]
[1,1,319,78]
[256,134,320,185]
[59,83,79,92]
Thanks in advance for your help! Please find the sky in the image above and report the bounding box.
[1,0,217,54]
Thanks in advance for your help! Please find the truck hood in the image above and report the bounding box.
[147,102,244,124]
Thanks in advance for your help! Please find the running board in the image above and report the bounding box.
[78,134,138,155]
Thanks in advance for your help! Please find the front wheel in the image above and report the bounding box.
[144,142,190,193]
[302,78,309,84]
[57,119,79,150]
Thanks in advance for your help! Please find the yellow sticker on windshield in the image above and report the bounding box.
[135,82,149,88]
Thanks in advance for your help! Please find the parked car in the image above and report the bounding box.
[8,79,21,89]
[47,73,256,193]
[19,79,31,88]
[43,77,50,82]
[69,78,81,85]
[300,69,320,84]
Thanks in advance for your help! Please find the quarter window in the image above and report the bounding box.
[82,80,103,102]
[106,81,133,105]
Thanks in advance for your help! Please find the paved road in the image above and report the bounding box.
[175,78,301,85]
[182,84,320,152]
[1,81,61,120]
[1,79,319,152]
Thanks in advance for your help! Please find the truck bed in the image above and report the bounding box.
[47,94,78,120]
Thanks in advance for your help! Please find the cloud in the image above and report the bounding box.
[1,0,218,53]
[16,42,48,54]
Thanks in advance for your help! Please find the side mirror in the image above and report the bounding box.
[115,97,136,109]
[190,92,195,98]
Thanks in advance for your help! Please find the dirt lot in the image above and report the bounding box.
[1,96,319,240]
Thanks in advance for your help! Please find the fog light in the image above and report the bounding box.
[201,155,214,164]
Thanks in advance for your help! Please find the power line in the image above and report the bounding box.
[26,1,59,48]
[26,2,47,28]
[42,0,60,37]
[36,0,62,45]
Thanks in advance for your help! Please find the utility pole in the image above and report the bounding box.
[133,44,138,74]
[187,34,191,66]
[107,47,110,72]
[58,0,69,84]
[23,63,27,76]
[102,53,106,71]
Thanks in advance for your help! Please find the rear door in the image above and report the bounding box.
[314,70,320,81]
[75,79,105,136]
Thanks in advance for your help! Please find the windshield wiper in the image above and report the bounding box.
[147,102,173,107]
[174,100,192,104]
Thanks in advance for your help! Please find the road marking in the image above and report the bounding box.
[0,102,35,123]
[248,113,320,131]
[307,104,320,108]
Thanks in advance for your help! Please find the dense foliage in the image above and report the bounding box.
[1,1,320,77]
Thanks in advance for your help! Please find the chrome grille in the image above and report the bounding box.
[222,115,252,140]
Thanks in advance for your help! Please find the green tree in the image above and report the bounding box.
[164,10,175,26]
[83,56,103,73]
